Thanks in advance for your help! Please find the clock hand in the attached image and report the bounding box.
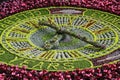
[57,28,106,49]
[39,20,106,49]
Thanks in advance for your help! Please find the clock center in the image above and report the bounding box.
[30,26,94,50]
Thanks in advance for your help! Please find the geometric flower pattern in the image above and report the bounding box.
[0,7,120,71]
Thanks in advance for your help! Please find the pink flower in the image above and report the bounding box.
[0,74,5,80]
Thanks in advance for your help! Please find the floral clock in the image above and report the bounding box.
[0,7,120,71]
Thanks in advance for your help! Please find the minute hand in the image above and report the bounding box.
[39,21,106,49]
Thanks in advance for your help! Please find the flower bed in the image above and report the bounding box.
[0,0,120,19]
[0,0,120,79]
[1,63,120,79]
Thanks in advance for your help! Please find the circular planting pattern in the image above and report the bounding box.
[0,7,120,71]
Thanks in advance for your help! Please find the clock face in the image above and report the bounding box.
[0,7,120,71]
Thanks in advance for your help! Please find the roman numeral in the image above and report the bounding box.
[82,20,96,28]
[93,27,110,34]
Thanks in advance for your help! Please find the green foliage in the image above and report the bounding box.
[39,9,49,15]
[0,52,15,63]
[73,60,92,69]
